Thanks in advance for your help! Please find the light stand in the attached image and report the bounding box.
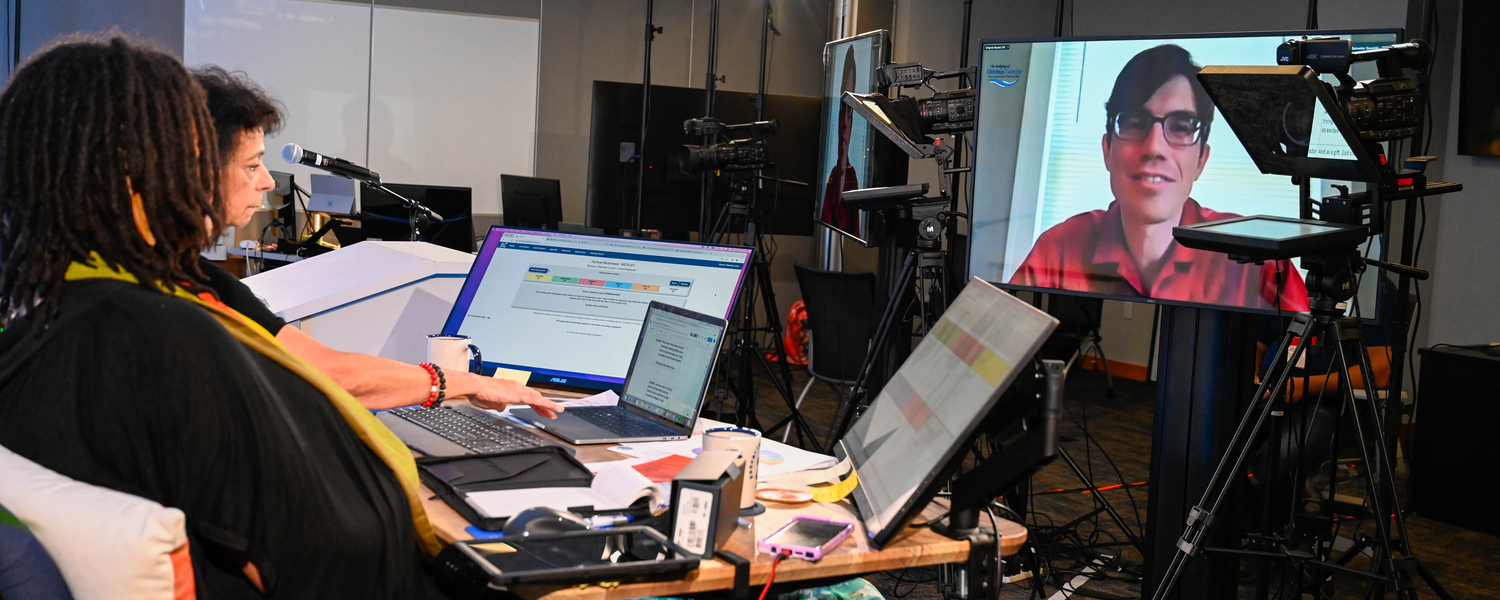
[631,0,662,234]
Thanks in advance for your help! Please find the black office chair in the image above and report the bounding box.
[1040,293,1116,398]
[790,266,883,444]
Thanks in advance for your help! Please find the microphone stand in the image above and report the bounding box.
[363,181,442,242]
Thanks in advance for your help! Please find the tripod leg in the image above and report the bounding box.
[1150,314,1320,600]
[1326,326,1420,597]
[823,250,920,454]
[1056,445,1144,555]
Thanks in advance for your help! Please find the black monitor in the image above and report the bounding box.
[501,174,563,231]
[360,183,475,253]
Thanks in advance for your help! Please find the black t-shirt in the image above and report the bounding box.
[0,280,441,599]
[197,257,287,335]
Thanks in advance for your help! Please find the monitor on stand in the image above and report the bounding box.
[835,279,1061,550]
[361,183,475,252]
[501,174,563,231]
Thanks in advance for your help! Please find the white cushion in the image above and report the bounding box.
[0,444,188,600]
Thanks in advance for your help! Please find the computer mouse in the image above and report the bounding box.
[502,507,591,537]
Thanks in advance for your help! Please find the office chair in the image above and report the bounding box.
[1041,293,1116,398]
[789,266,883,444]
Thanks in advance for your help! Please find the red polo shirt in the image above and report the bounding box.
[1009,199,1309,312]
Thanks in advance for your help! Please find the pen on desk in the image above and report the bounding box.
[589,514,634,529]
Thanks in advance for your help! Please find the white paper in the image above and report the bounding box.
[609,434,836,481]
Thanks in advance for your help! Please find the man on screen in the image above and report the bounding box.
[1010,44,1307,311]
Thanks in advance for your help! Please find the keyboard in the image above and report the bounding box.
[571,407,679,438]
[388,405,548,454]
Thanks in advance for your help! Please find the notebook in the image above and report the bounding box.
[508,301,726,444]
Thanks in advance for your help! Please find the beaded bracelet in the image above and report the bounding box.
[418,362,448,408]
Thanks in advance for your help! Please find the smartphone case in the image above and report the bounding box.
[756,515,854,561]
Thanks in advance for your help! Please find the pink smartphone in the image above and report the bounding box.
[756,515,854,561]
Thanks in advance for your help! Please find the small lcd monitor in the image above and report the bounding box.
[968,29,1400,316]
[501,174,563,230]
[361,183,475,253]
[307,173,357,215]
[1174,215,1371,262]
[441,226,754,392]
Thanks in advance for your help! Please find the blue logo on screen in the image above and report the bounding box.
[550,377,567,383]
[986,63,1024,88]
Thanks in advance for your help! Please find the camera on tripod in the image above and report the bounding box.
[678,118,777,173]
[864,61,977,135]
[1277,37,1430,142]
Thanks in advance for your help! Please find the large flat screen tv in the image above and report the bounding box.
[968,29,1400,315]
[813,30,910,247]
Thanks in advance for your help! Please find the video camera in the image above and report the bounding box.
[862,61,977,135]
[678,118,777,173]
[1276,38,1430,142]
[1177,39,1447,289]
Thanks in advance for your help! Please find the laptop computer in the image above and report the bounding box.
[508,301,727,444]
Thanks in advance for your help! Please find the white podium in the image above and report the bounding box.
[242,242,475,364]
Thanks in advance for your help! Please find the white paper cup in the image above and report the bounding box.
[703,427,762,509]
[426,334,481,374]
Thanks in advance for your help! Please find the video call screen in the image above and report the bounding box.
[969,30,1399,315]
[813,30,887,246]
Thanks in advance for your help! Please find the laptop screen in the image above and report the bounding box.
[619,304,726,427]
[442,226,752,392]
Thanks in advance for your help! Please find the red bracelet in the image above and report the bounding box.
[418,363,444,407]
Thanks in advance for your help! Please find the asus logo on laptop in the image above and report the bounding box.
[550,377,568,383]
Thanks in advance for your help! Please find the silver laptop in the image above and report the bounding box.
[509,301,727,444]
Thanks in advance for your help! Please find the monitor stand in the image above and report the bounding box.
[927,359,1066,600]
[1144,306,1257,600]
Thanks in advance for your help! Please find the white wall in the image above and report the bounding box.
[1426,0,1500,348]
[184,0,539,217]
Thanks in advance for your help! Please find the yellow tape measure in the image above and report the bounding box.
[805,460,859,503]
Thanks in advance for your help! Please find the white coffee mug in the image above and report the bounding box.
[427,334,482,374]
[703,427,762,509]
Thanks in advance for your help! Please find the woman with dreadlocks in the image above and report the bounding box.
[0,35,448,598]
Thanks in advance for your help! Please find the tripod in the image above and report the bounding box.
[1150,249,1449,600]
[705,172,819,447]
[824,211,951,453]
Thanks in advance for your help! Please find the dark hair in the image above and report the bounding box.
[0,34,220,327]
[1104,44,1214,149]
[191,66,284,167]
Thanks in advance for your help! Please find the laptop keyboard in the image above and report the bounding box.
[390,405,548,454]
[571,407,680,438]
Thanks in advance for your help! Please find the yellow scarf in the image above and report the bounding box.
[64,256,441,556]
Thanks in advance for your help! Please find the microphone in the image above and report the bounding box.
[281,143,381,184]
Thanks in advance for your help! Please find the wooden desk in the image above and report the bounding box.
[418,441,1026,600]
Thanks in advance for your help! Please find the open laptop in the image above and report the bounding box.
[508,301,727,444]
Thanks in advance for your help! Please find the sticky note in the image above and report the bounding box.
[492,367,531,384]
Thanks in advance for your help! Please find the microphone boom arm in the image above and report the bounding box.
[365,181,443,243]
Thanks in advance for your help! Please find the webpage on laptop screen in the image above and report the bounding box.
[620,308,723,426]
[445,228,750,388]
